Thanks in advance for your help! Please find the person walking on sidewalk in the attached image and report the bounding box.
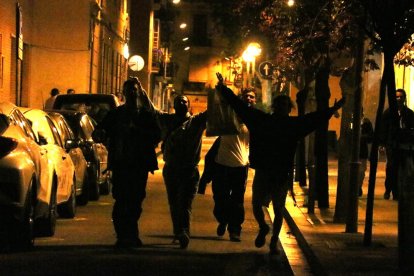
[358,109,373,197]
[93,77,160,248]
[44,88,59,110]
[140,84,207,249]
[215,73,344,255]
[380,88,414,200]
[198,88,256,242]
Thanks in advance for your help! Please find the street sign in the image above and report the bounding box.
[128,55,145,71]
[258,61,274,78]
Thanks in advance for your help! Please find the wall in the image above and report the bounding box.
[0,0,18,103]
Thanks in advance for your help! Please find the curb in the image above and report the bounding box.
[283,205,328,276]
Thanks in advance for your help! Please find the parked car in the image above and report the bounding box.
[52,93,120,124]
[0,102,55,248]
[48,112,89,206]
[19,108,77,220]
[53,110,110,199]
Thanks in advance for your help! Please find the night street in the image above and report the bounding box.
[0,138,305,275]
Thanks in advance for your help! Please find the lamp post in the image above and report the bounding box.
[242,42,261,87]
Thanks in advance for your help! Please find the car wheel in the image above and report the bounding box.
[57,177,76,218]
[100,172,111,195]
[88,163,100,201]
[35,177,57,237]
[13,180,36,250]
[76,170,89,206]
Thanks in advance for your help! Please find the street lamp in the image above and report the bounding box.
[242,42,261,87]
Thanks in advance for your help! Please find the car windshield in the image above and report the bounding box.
[53,95,117,123]
[60,102,110,123]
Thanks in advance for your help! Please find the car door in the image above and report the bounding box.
[10,109,52,207]
[53,115,87,196]
[80,115,108,183]
[43,115,75,205]
[24,110,75,205]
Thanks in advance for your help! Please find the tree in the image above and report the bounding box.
[358,1,414,248]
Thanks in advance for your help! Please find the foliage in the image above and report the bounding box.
[209,0,414,84]
[394,37,414,67]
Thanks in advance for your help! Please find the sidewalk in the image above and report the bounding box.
[282,159,399,275]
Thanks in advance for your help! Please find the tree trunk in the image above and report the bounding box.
[334,70,355,223]
[345,36,365,233]
[314,65,331,208]
[295,87,309,187]
[364,49,396,244]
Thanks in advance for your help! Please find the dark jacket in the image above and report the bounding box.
[95,105,160,172]
[198,137,220,194]
[157,111,207,168]
[380,106,414,148]
[218,86,337,183]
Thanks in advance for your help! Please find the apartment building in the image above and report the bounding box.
[0,0,130,108]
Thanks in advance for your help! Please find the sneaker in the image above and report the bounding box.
[217,223,227,237]
[384,191,390,200]
[229,232,241,242]
[178,233,190,249]
[255,225,270,248]
[269,236,280,255]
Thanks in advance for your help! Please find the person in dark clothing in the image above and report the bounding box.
[380,88,414,200]
[141,88,207,249]
[93,77,160,248]
[215,72,344,255]
[358,110,373,197]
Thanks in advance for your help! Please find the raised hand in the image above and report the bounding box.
[215,72,225,91]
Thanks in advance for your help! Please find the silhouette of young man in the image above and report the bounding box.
[216,73,344,255]
[93,77,160,248]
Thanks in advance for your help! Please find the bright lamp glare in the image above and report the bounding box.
[242,42,261,62]
[184,46,190,51]
[180,23,187,29]
[172,0,180,4]
[287,0,295,7]
[123,43,129,59]
[182,37,189,41]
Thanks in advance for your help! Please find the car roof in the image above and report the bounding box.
[48,109,86,117]
[53,93,119,107]
[0,102,18,117]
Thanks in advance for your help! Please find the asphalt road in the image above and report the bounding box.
[0,141,298,276]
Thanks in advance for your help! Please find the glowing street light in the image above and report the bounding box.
[179,23,187,29]
[172,0,181,4]
[287,0,295,7]
[242,42,262,86]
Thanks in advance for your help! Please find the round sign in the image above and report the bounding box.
[128,55,145,71]
[259,61,274,78]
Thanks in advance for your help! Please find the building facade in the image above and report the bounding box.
[0,0,130,108]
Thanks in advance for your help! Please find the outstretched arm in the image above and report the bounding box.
[215,73,265,127]
[136,79,159,113]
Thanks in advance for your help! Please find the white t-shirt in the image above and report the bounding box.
[215,124,249,167]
